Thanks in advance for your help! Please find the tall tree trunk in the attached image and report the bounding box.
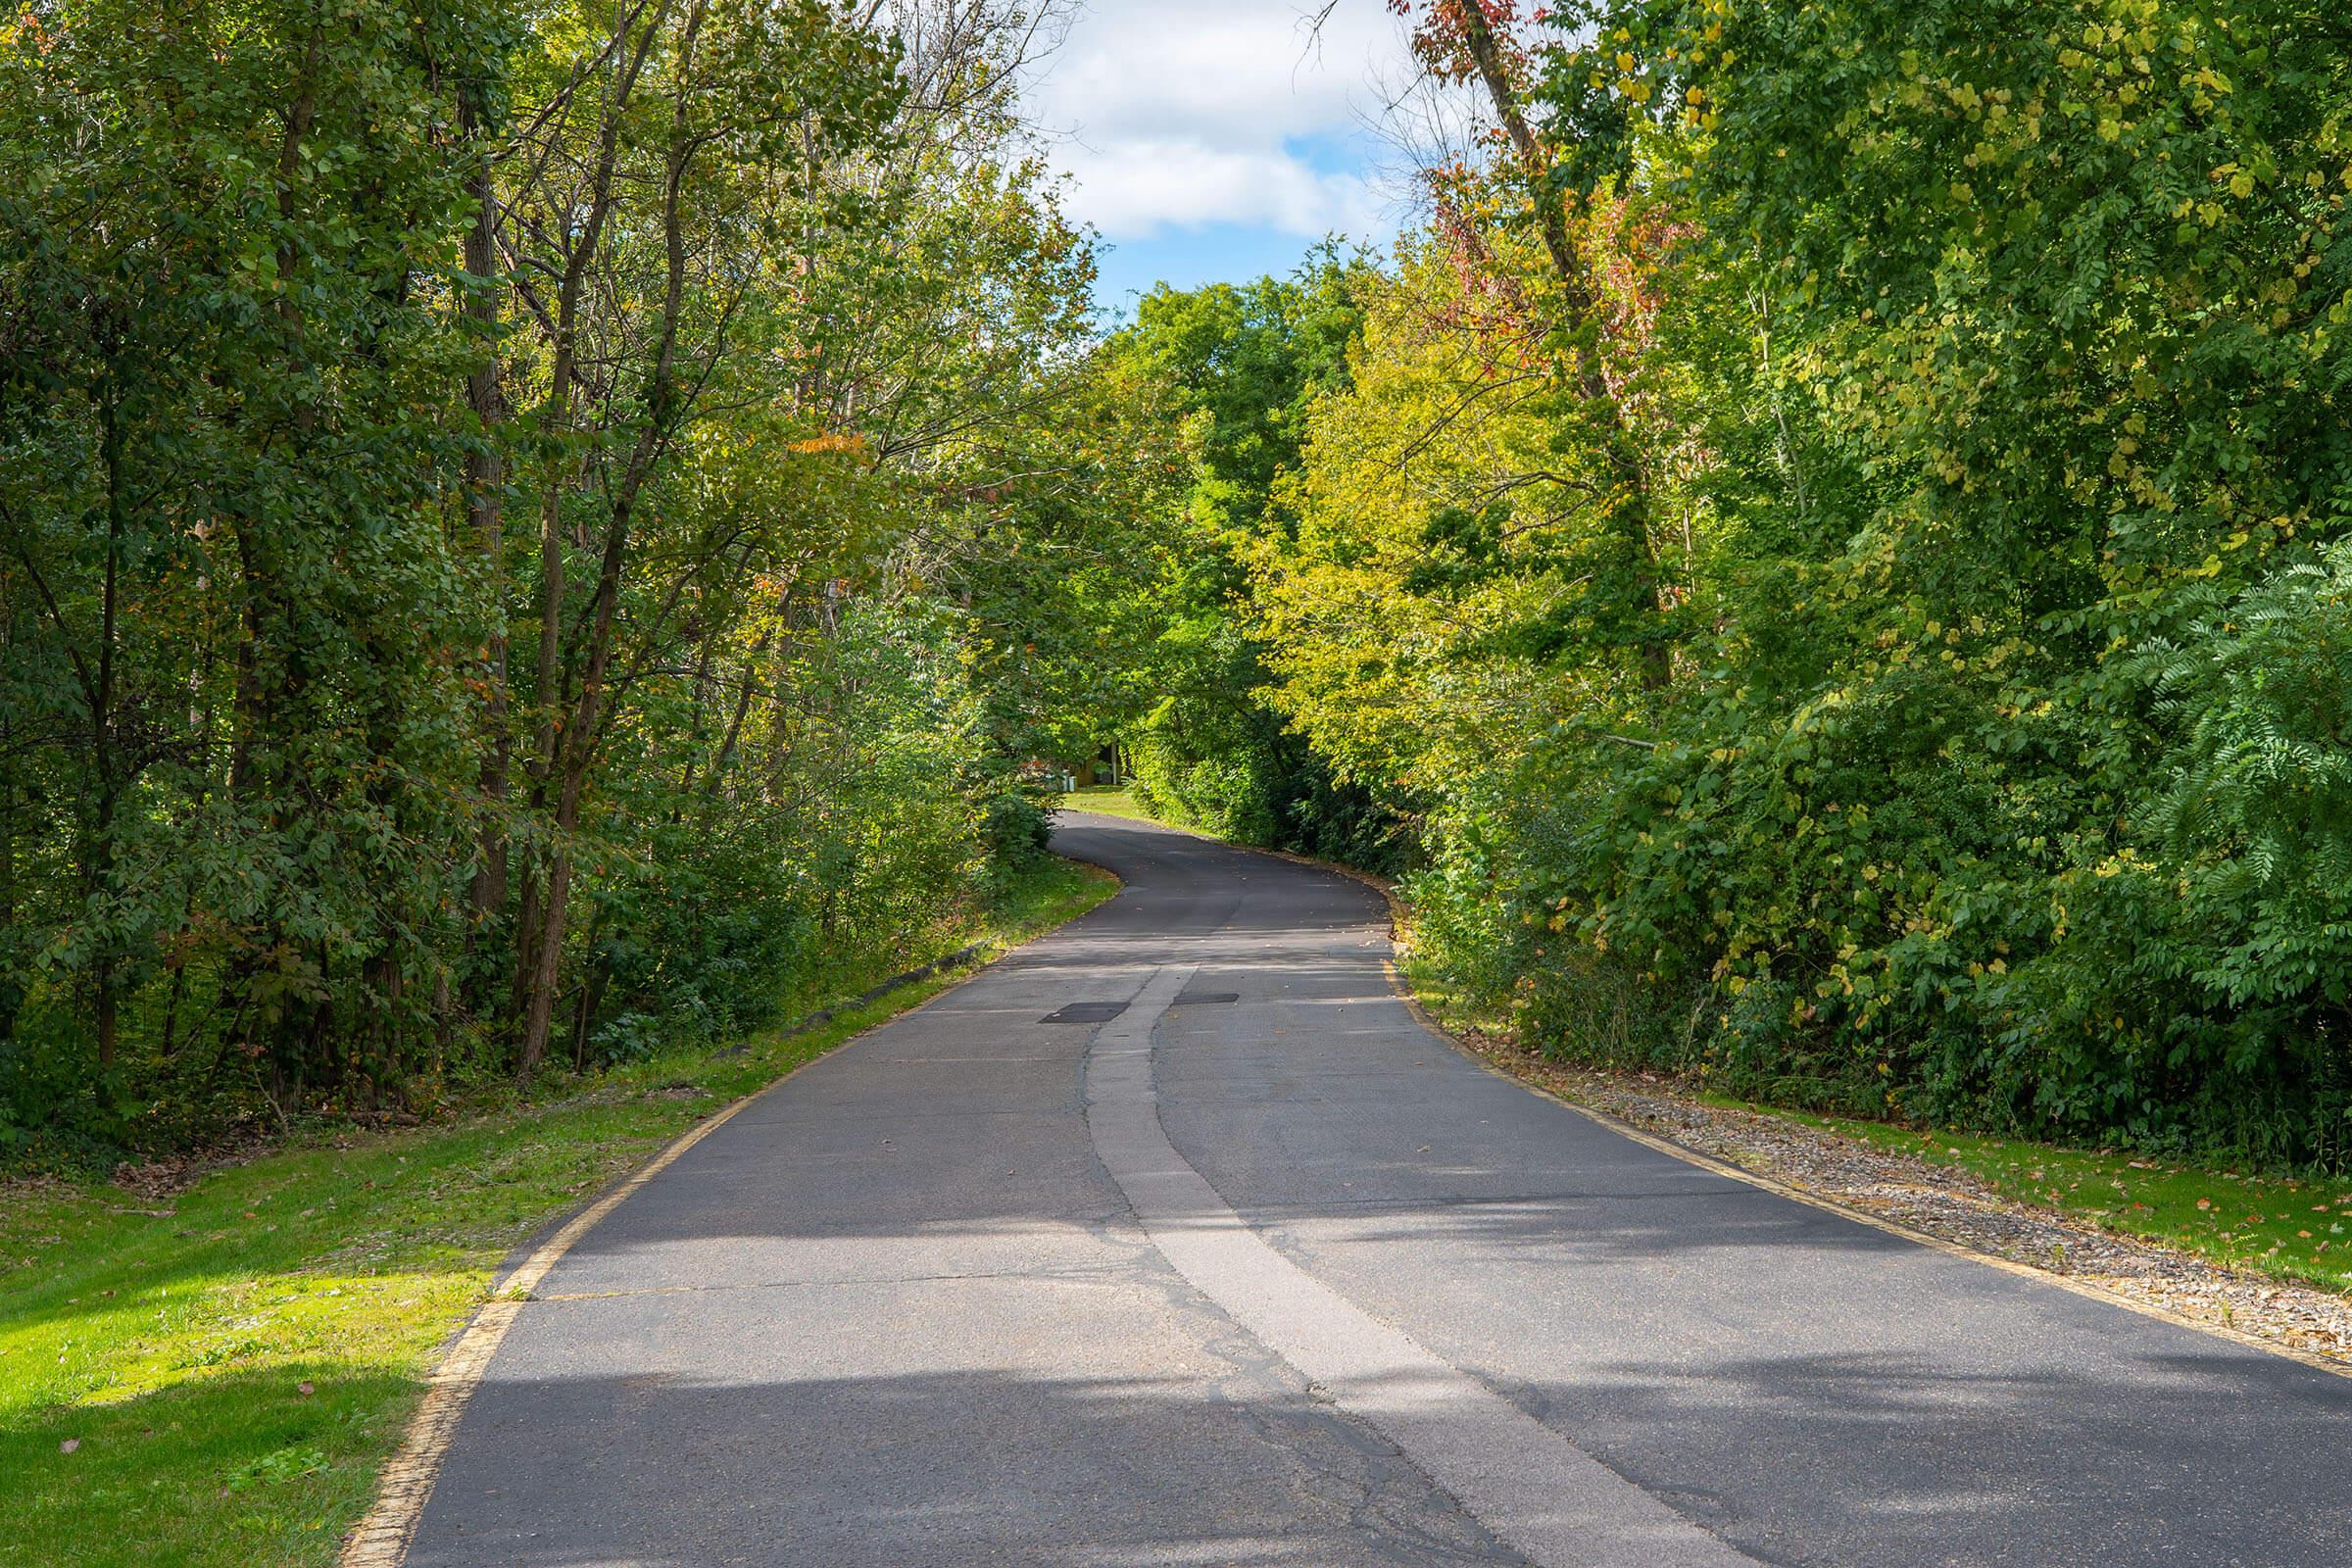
[216,31,325,1077]
[5,509,122,1069]
[510,0,675,1073]
[460,73,513,931]
[0,718,19,1048]
[1449,5,1672,691]
[705,613,781,800]
[674,598,719,800]
[514,0,693,1076]
[88,388,126,1072]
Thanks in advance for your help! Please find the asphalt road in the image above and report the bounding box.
[408,812,2352,1567]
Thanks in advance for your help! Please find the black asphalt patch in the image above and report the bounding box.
[1041,1000,1129,1023]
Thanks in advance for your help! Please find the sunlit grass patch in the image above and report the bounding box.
[1063,784,1160,822]
[1,857,1117,1568]
[3,1118,637,1566]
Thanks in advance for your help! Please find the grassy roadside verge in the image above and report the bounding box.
[1401,957,2352,1299]
[1757,1103,2352,1294]
[1061,784,1159,822]
[0,857,1117,1568]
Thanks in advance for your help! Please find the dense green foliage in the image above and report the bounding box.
[1514,0,2352,1167]
[1115,0,2352,1170]
[11,0,2351,1176]
[0,0,1161,1161]
[1100,256,1407,868]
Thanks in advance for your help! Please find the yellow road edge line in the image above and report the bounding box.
[336,935,1039,1568]
[1380,956,2352,1383]
[337,1087,756,1568]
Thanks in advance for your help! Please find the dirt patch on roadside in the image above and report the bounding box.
[1451,1027,2352,1372]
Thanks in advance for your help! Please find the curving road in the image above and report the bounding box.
[408,812,2352,1567]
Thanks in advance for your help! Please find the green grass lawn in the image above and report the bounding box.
[0,858,1116,1568]
[1060,783,1159,822]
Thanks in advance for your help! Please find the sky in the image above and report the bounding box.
[1027,1,1423,320]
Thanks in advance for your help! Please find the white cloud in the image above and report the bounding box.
[1051,137,1388,238]
[1032,1,1419,241]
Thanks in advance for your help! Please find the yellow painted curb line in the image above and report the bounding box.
[1380,956,2352,1384]
[338,1089,759,1567]
[336,926,1059,1568]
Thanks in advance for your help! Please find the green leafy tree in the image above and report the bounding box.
[0,0,1139,1156]
[1103,252,1406,863]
